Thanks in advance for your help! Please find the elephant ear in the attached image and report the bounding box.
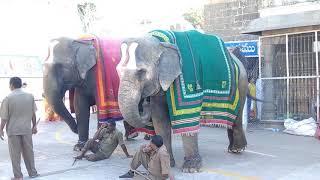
[158,42,182,91]
[72,40,96,79]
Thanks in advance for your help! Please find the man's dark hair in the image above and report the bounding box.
[151,135,163,148]
[9,77,22,88]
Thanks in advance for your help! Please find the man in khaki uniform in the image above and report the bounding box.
[75,121,132,161]
[119,135,170,180]
[0,77,39,180]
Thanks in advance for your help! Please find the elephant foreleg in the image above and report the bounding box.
[150,96,175,167]
[74,90,91,151]
[181,135,202,173]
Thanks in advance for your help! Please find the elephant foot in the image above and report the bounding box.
[73,141,86,151]
[182,154,202,173]
[227,128,247,154]
[228,145,246,153]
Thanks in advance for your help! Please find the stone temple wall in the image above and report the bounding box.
[203,0,316,41]
[204,0,261,41]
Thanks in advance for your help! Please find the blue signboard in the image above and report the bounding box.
[225,40,258,57]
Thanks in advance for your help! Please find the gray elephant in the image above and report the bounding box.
[43,38,136,151]
[116,31,248,172]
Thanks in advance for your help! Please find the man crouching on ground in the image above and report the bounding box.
[75,121,132,161]
[119,135,170,180]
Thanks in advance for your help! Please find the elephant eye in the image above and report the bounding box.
[136,69,146,80]
[137,69,146,75]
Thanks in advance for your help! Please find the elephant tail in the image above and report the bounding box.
[246,92,264,103]
[246,92,277,107]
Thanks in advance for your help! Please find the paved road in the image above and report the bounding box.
[1,114,320,180]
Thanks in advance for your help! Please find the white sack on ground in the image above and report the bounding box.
[283,117,316,136]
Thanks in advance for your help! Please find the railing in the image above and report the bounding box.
[258,30,320,121]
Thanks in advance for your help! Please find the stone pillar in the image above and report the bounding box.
[261,38,275,120]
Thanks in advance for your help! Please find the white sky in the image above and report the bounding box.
[0,0,205,57]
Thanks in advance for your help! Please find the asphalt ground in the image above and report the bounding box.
[1,114,320,180]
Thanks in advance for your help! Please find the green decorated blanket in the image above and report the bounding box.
[150,30,240,135]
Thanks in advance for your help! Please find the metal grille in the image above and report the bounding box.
[255,31,319,124]
[260,79,287,120]
[260,36,287,78]
[288,78,317,120]
[318,31,320,75]
[288,32,316,76]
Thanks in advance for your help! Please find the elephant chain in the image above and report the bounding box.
[182,154,202,171]
[183,154,202,163]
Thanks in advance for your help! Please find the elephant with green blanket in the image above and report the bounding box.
[116,30,248,172]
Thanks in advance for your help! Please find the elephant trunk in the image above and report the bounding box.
[118,82,150,128]
[43,66,78,134]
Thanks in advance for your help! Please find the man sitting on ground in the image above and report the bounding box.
[119,135,170,180]
[75,121,132,161]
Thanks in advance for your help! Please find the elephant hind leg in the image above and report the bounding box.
[228,96,247,153]
[228,126,247,153]
[228,107,247,153]
[228,60,248,153]
[227,128,234,151]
